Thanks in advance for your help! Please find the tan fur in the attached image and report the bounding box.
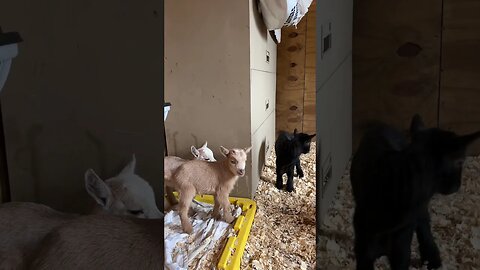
[28,215,163,269]
[164,156,186,209]
[0,156,161,269]
[0,202,78,269]
[164,143,216,210]
[166,146,251,233]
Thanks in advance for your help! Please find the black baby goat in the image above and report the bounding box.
[275,128,316,192]
[350,114,480,270]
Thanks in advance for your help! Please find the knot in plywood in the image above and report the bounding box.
[397,42,422,57]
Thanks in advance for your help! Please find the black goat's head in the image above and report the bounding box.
[410,114,480,195]
[293,128,316,154]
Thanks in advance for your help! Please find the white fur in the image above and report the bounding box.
[191,141,216,161]
[86,154,162,219]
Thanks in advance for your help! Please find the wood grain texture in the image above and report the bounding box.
[304,0,317,135]
[352,0,442,149]
[440,0,480,154]
[276,0,316,134]
[276,19,307,134]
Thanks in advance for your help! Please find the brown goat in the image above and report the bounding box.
[27,214,163,269]
[166,146,251,233]
[0,155,161,269]
[0,202,78,269]
[164,142,217,210]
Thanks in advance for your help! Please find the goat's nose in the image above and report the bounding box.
[238,169,245,175]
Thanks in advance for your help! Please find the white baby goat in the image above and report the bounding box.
[87,154,162,219]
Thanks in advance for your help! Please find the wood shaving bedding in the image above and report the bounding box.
[318,156,480,269]
[241,142,317,270]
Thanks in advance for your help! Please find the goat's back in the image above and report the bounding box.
[164,156,186,180]
[274,131,298,165]
[29,214,163,269]
[171,160,235,194]
[0,202,78,269]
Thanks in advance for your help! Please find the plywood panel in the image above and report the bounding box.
[440,0,480,154]
[0,0,164,212]
[353,0,442,149]
[165,0,252,198]
[303,0,317,135]
[276,19,307,133]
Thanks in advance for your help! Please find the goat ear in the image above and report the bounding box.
[119,154,136,175]
[220,146,229,156]
[244,146,252,154]
[309,134,316,139]
[202,141,208,148]
[85,169,112,208]
[410,114,425,134]
[191,146,200,158]
[458,131,480,146]
[293,128,298,135]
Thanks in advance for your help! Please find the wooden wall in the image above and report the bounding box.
[0,0,164,211]
[353,0,480,154]
[276,0,316,135]
[353,0,442,147]
[439,0,480,154]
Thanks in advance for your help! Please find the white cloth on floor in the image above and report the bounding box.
[164,200,242,270]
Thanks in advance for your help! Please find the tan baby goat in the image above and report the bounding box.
[164,141,216,210]
[166,145,251,233]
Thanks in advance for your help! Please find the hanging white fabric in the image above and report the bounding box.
[258,0,313,30]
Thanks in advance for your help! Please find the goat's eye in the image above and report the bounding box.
[231,160,236,164]
[128,209,144,215]
[205,158,210,161]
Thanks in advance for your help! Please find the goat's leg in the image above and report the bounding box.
[388,226,415,270]
[213,196,221,220]
[416,209,441,269]
[217,192,234,223]
[286,166,295,192]
[354,232,375,270]
[165,186,178,207]
[275,166,284,190]
[295,159,304,178]
[178,186,196,234]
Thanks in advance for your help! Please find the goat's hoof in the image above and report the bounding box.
[182,224,193,234]
[425,259,442,270]
[421,251,442,270]
[212,212,221,220]
[224,215,234,223]
[286,187,295,192]
[275,183,284,190]
[297,172,304,178]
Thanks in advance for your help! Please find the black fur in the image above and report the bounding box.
[275,128,316,192]
[350,114,480,270]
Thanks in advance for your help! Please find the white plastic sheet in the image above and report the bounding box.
[164,200,242,270]
[258,0,314,30]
